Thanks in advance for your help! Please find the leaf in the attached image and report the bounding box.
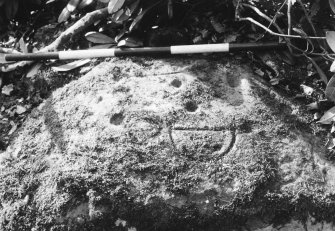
[66,0,80,12]
[331,60,335,72]
[330,0,335,14]
[26,63,43,78]
[117,37,143,47]
[51,59,90,72]
[127,0,140,16]
[326,75,335,102]
[115,30,127,42]
[85,31,115,44]
[326,31,335,53]
[300,84,314,95]
[19,37,28,54]
[5,0,19,20]
[129,8,148,32]
[307,57,328,84]
[108,0,126,14]
[317,106,335,124]
[58,7,71,23]
[78,0,94,9]
[112,9,125,22]
[0,0,5,7]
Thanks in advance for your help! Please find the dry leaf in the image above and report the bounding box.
[85,31,115,44]
[301,84,314,95]
[326,75,335,102]
[26,63,43,78]
[326,31,335,53]
[52,59,90,72]
[8,121,17,135]
[210,16,225,33]
[1,84,14,96]
[318,106,335,124]
[108,0,125,14]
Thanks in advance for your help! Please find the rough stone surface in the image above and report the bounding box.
[0,56,334,230]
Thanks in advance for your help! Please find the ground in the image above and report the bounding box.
[0,54,334,230]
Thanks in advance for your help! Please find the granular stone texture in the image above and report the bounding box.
[0,56,334,230]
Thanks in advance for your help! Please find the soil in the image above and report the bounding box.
[0,54,334,230]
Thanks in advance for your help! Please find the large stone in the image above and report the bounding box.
[0,56,334,230]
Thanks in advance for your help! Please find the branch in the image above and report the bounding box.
[0,7,109,72]
[267,0,287,29]
[43,7,108,52]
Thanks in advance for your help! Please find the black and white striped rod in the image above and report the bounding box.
[1,42,285,62]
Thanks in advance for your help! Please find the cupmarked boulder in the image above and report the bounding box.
[0,56,334,230]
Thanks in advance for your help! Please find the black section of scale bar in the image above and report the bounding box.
[114,47,171,56]
[229,42,286,52]
[5,52,59,61]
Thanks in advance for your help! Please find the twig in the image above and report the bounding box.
[287,0,292,36]
[238,17,325,40]
[305,54,328,84]
[297,0,317,36]
[0,7,109,72]
[267,0,287,29]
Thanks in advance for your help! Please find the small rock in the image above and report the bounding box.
[16,105,27,115]
[1,84,14,96]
